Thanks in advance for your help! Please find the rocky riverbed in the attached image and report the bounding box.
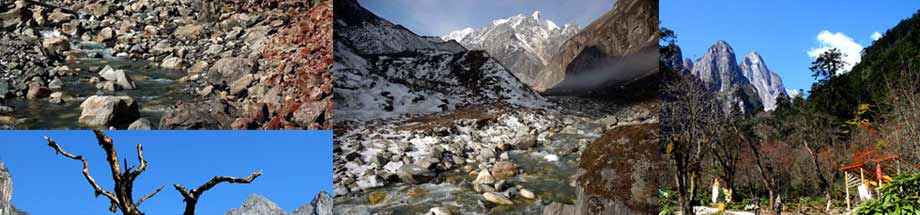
[0,0,331,129]
[333,97,659,214]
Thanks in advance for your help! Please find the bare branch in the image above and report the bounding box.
[44,136,119,204]
[192,170,264,196]
[135,186,164,207]
[92,130,123,182]
[133,144,148,176]
[174,170,263,215]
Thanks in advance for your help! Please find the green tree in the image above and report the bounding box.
[809,48,847,82]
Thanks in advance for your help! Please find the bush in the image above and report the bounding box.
[855,172,920,214]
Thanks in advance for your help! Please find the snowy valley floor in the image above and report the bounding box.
[333,96,658,214]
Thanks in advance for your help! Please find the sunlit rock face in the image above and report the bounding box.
[538,0,659,94]
[444,11,580,88]
[0,161,26,215]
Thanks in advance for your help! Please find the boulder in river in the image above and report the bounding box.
[26,82,51,100]
[98,65,136,90]
[491,161,517,180]
[396,164,435,184]
[48,78,64,90]
[482,192,513,205]
[128,118,152,130]
[473,169,495,185]
[48,92,64,104]
[94,27,114,42]
[78,95,140,127]
[160,57,186,70]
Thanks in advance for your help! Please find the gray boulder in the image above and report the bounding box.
[208,57,255,85]
[128,118,153,130]
[98,65,136,90]
[78,96,140,127]
[159,99,235,129]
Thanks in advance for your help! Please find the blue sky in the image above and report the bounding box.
[359,0,613,36]
[662,0,920,94]
[0,130,331,215]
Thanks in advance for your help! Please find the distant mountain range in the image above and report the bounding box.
[225,193,332,215]
[669,40,788,111]
[443,11,580,88]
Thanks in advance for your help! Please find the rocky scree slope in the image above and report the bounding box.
[0,0,331,129]
[333,0,546,123]
[443,11,579,89]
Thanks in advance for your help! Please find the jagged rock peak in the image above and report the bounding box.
[291,192,332,215]
[442,11,580,87]
[225,193,332,215]
[691,40,744,92]
[225,194,286,215]
[739,50,787,111]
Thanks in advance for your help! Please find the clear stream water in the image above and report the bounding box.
[335,119,603,215]
[5,40,192,129]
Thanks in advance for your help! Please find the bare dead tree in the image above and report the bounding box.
[45,130,263,215]
[886,59,920,164]
[44,130,163,215]
[174,171,263,215]
[662,70,721,215]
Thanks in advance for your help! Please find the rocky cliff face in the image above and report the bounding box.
[333,0,546,122]
[688,41,763,112]
[0,161,26,215]
[538,0,658,93]
[690,41,747,93]
[290,192,332,215]
[677,41,786,112]
[739,51,787,111]
[225,192,331,215]
[444,11,579,88]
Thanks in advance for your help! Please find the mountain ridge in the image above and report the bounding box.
[443,11,579,88]
[333,0,546,122]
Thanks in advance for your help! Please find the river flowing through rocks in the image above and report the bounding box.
[4,38,191,129]
[333,96,656,214]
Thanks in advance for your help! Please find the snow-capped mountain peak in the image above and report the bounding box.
[442,11,580,87]
[442,27,474,42]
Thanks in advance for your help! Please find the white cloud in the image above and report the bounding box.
[871,32,882,41]
[807,30,864,73]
